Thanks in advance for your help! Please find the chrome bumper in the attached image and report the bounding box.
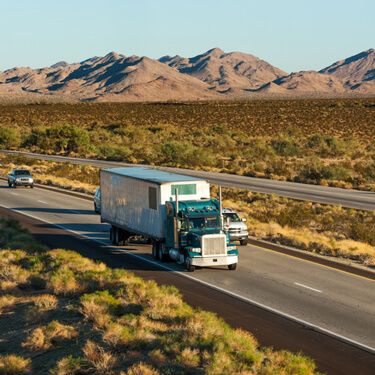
[191,255,238,267]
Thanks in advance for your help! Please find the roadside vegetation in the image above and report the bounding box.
[1,154,374,267]
[218,189,375,267]
[0,217,320,374]
[0,99,374,190]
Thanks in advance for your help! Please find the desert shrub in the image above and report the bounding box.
[271,137,300,157]
[0,355,31,374]
[296,158,334,182]
[22,320,77,351]
[98,144,132,161]
[245,139,275,160]
[27,124,91,154]
[261,349,318,374]
[50,356,85,375]
[0,295,17,313]
[83,340,116,373]
[48,269,81,295]
[306,134,347,157]
[0,127,20,149]
[124,362,160,375]
[32,294,58,311]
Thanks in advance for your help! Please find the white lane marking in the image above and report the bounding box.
[10,192,19,196]
[37,200,48,205]
[1,204,375,355]
[294,282,322,293]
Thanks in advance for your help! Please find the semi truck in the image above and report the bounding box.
[100,167,238,271]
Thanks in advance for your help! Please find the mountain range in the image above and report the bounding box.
[0,48,373,101]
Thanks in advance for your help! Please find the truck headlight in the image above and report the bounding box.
[191,248,201,253]
[227,245,237,251]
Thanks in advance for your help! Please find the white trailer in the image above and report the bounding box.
[100,167,210,239]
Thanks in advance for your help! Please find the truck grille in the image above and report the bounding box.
[201,234,227,256]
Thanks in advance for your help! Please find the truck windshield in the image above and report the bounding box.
[188,216,220,229]
[223,213,241,223]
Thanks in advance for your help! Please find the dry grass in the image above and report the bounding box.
[22,321,78,351]
[220,189,375,267]
[0,295,17,314]
[0,355,31,374]
[0,215,320,374]
[31,294,58,311]
[83,340,116,374]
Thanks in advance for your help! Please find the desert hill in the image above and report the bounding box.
[0,48,373,101]
[159,48,287,92]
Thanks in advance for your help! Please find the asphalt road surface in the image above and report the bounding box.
[2,150,375,211]
[0,182,374,374]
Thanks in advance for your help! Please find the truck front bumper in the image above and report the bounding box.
[191,255,238,267]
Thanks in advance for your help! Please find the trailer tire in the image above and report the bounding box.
[228,263,237,271]
[185,257,195,272]
[240,239,248,246]
[110,226,120,246]
[152,242,158,259]
[110,227,114,244]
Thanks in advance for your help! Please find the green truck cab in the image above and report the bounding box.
[157,198,238,271]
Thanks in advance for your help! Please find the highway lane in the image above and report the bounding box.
[0,181,374,352]
[2,150,375,211]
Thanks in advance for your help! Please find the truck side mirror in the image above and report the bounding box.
[242,218,247,222]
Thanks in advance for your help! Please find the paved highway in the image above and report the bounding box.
[2,150,375,211]
[1,182,375,370]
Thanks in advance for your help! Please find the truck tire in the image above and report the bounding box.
[157,243,168,262]
[185,257,195,272]
[240,239,248,246]
[228,263,237,271]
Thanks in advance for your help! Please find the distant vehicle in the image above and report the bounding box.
[222,208,249,246]
[99,167,238,271]
[94,187,101,213]
[7,169,34,188]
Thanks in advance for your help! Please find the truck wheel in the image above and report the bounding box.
[240,239,248,246]
[228,263,237,271]
[185,257,195,272]
[157,243,167,262]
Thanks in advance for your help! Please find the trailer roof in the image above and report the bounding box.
[104,167,205,184]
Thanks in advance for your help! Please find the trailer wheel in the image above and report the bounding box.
[185,257,195,272]
[152,242,158,259]
[110,227,114,244]
[228,263,237,271]
[240,239,248,246]
[110,226,120,246]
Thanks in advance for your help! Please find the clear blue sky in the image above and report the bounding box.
[1,0,374,72]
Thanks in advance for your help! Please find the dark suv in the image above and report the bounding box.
[7,169,34,188]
